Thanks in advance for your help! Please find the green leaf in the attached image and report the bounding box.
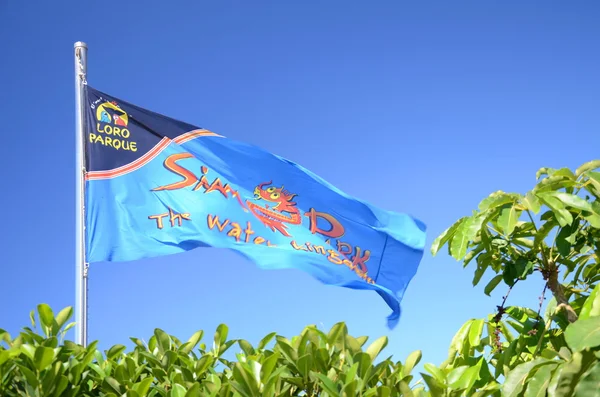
[327,322,347,349]
[473,255,490,287]
[468,319,485,348]
[238,339,255,357]
[37,304,54,329]
[53,375,69,397]
[297,353,313,378]
[258,332,276,350]
[314,372,339,396]
[275,336,298,367]
[421,373,446,396]
[154,328,171,354]
[449,215,485,260]
[586,171,600,195]
[169,383,186,397]
[180,330,203,354]
[484,275,503,296]
[550,192,593,211]
[449,360,481,391]
[17,364,39,388]
[514,257,535,280]
[365,336,388,361]
[523,364,553,397]
[184,383,201,397]
[106,344,126,360]
[478,191,518,212]
[502,358,550,397]
[498,205,520,236]
[537,192,574,227]
[260,352,279,382]
[423,363,446,384]
[576,160,600,177]
[534,218,558,249]
[237,361,262,396]
[553,168,577,179]
[554,350,596,397]
[588,202,600,227]
[376,386,392,397]
[537,167,556,180]
[565,316,600,351]
[450,222,470,260]
[580,284,600,320]
[548,191,600,227]
[54,307,73,330]
[450,320,473,355]
[523,192,542,214]
[556,221,579,257]
[471,382,501,397]
[403,350,422,376]
[103,376,123,395]
[535,175,578,193]
[574,362,600,397]
[214,323,229,349]
[28,310,36,329]
[132,378,154,395]
[464,244,484,268]
[0,349,17,366]
[34,346,56,371]
[431,217,466,256]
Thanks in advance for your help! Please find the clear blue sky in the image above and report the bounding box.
[1,0,599,369]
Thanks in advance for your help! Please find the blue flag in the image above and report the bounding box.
[84,86,426,328]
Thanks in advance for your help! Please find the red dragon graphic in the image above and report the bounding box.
[246,181,301,237]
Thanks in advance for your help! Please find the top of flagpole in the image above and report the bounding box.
[74,41,87,48]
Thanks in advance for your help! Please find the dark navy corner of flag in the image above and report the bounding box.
[83,85,427,329]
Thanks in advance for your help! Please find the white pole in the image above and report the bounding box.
[74,41,88,347]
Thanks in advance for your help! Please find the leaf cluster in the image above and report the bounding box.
[1,305,428,396]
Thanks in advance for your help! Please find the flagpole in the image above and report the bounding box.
[74,41,89,347]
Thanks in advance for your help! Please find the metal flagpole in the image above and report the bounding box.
[74,41,89,347]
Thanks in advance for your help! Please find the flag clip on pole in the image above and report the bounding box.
[74,41,88,347]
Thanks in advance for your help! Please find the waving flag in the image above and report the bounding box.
[84,85,426,328]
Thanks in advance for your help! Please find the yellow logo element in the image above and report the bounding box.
[96,101,128,127]
[91,100,137,152]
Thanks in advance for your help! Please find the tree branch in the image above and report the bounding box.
[543,263,578,323]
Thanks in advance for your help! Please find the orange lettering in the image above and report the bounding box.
[153,153,197,191]
[149,213,168,229]
[227,222,242,242]
[327,250,343,265]
[291,241,308,251]
[207,214,230,231]
[352,247,371,274]
[244,222,254,243]
[342,259,355,270]
[337,241,353,257]
[304,208,344,238]
[313,245,326,255]
[169,208,191,227]
[254,236,265,245]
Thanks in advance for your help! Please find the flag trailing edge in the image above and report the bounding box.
[84,85,427,328]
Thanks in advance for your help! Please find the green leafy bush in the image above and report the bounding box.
[425,159,600,396]
[0,304,428,396]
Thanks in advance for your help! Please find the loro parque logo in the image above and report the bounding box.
[89,99,138,152]
[98,101,128,126]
